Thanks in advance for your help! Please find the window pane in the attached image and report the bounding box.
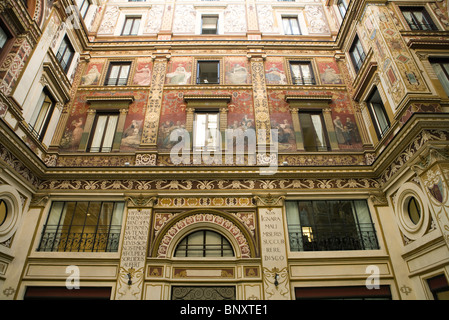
[0,26,8,48]
[286,200,378,251]
[310,114,327,149]
[118,65,130,85]
[431,61,449,97]
[101,115,118,152]
[90,115,107,151]
[122,19,133,35]
[194,114,207,148]
[174,230,234,257]
[299,113,327,151]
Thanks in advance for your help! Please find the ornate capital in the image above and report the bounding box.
[126,194,157,208]
[253,193,285,207]
[369,191,388,206]
[30,194,50,208]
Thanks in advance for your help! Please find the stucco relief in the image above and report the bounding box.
[256,5,275,33]
[304,5,330,34]
[144,5,164,34]
[172,5,196,34]
[97,6,120,35]
[224,5,247,33]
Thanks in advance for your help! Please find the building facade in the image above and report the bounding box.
[1,0,449,300]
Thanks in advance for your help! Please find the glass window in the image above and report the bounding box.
[29,89,56,141]
[428,274,449,300]
[121,17,141,36]
[298,112,329,151]
[78,0,91,19]
[105,62,131,86]
[0,200,7,226]
[282,16,301,35]
[430,58,449,97]
[56,36,75,73]
[407,197,421,225]
[37,201,124,252]
[401,7,437,31]
[286,200,379,251]
[197,61,219,84]
[88,113,119,152]
[174,230,234,257]
[193,112,220,151]
[337,0,347,19]
[0,25,8,50]
[201,15,219,34]
[349,36,366,73]
[367,88,390,139]
[290,62,315,85]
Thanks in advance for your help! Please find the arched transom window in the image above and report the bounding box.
[174,230,234,257]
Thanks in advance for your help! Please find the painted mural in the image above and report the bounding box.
[60,90,148,152]
[132,60,153,86]
[158,91,187,150]
[316,58,343,85]
[165,58,192,85]
[267,91,296,152]
[224,57,251,85]
[80,61,104,86]
[265,58,287,85]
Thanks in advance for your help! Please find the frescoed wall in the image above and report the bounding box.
[80,61,105,86]
[224,57,251,85]
[132,59,153,86]
[60,90,148,152]
[165,57,193,85]
[316,58,343,85]
[267,91,296,152]
[265,58,287,85]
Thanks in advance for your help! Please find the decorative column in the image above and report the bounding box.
[115,195,156,300]
[138,52,170,164]
[247,49,271,149]
[254,194,291,300]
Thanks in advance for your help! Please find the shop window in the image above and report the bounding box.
[286,200,379,251]
[37,201,124,252]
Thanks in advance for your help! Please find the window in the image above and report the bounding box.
[56,36,75,73]
[337,0,347,19]
[121,16,141,36]
[401,7,437,31]
[286,200,379,251]
[29,89,56,142]
[298,112,329,151]
[427,274,449,300]
[290,62,315,85]
[193,112,220,151]
[201,15,219,34]
[77,0,91,19]
[430,58,449,97]
[349,36,366,73]
[88,112,119,152]
[282,16,301,35]
[0,200,7,227]
[37,201,124,252]
[174,230,234,257]
[197,61,220,84]
[367,88,390,139]
[105,62,131,86]
[0,25,9,50]
[407,197,421,225]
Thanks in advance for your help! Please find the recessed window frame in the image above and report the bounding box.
[196,60,220,84]
[337,0,347,19]
[289,61,316,85]
[400,6,438,31]
[297,111,330,152]
[193,110,221,152]
[87,111,120,153]
[105,61,132,86]
[349,36,366,73]
[201,14,219,35]
[429,58,449,97]
[56,36,75,74]
[28,88,56,142]
[121,16,142,36]
[282,16,301,35]
[366,87,390,140]
[78,0,92,19]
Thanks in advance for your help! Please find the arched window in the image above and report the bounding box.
[0,200,7,227]
[174,230,234,257]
